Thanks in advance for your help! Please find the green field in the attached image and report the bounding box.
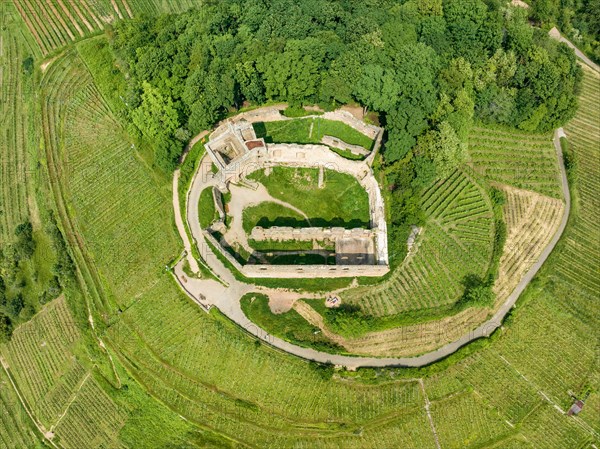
[254,117,374,149]
[198,187,217,229]
[249,167,371,228]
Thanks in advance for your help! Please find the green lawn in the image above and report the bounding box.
[240,293,342,352]
[242,201,310,233]
[248,167,370,228]
[254,117,374,149]
[198,187,218,229]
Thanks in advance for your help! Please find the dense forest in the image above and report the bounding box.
[102,0,581,259]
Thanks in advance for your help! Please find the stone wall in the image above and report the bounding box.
[251,226,373,242]
[227,143,389,266]
[322,110,381,140]
[321,135,369,156]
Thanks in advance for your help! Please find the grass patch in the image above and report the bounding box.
[198,188,218,229]
[242,202,309,233]
[255,117,373,149]
[329,147,366,160]
[240,293,342,352]
[248,167,370,228]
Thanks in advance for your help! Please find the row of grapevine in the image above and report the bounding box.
[493,186,564,304]
[0,368,41,448]
[0,296,83,426]
[0,7,35,242]
[558,69,600,299]
[468,125,562,198]
[53,377,128,449]
[53,57,178,307]
[13,0,133,55]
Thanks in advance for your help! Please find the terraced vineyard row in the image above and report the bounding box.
[12,0,206,56]
[108,291,436,448]
[430,391,512,449]
[53,376,128,449]
[40,50,178,308]
[468,126,562,198]
[0,367,40,448]
[0,6,38,241]
[0,296,83,427]
[344,170,495,317]
[493,186,564,305]
[13,0,133,54]
[559,67,600,300]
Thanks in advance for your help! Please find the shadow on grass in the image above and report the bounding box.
[256,217,369,229]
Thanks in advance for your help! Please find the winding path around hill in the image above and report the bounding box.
[172,32,598,367]
[172,127,571,369]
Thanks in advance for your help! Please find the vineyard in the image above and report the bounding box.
[0,2,597,446]
[40,49,179,309]
[0,5,39,242]
[12,0,206,56]
[559,66,600,302]
[343,169,495,317]
[0,366,40,448]
[417,66,600,449]
[493,186,564,306]
[468,126,562,198]
[36,52,442,445]
[0,296,130,449]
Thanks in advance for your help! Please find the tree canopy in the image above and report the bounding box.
[108,0,581,174]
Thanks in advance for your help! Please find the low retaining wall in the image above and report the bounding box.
[321,135,369,156]
[251,226,373,242]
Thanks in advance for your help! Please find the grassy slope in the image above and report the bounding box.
[198,187,217,229]
[240,293,342,352]
[256,117,374,149]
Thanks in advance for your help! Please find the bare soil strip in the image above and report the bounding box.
[45,0,76,40]
[74,0,98,31]
[120,0,134,18]
[54,0,85,37]
[110,0,124,20]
